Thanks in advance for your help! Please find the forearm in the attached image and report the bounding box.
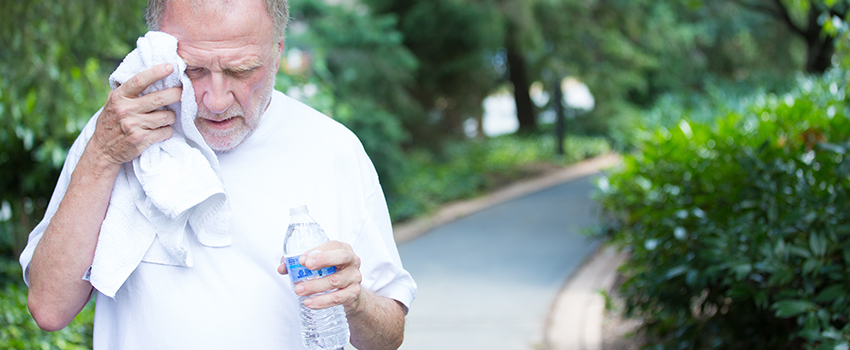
[27,146,119,331]
[347,291,406,350]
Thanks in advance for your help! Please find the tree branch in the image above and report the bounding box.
[727,0,807,37]
[728,0,780,18]
[827,0,849,19]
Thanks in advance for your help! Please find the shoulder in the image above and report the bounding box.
[267,91,380,187]
[267,91,367,154]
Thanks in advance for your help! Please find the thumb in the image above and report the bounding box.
[278,256,288,275]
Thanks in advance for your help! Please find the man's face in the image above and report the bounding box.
[158,0,283,152]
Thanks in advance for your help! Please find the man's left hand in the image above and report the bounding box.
[277,241,365,315]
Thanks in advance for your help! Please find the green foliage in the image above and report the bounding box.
[595,70,850,349]
[365,0,504,143]
[610,74,799,151]
[0,0,147,258]
[390,134,611,222]
[278,0,419,191]
[831,12,850,69]
[0,262,94,349]
[682,0,848,73]
[531,0,814,140]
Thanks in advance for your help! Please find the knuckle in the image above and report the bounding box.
[105,91,119,105]
[113,103,133,118]
[119,119,136,135]
[126,130,145,145]
[153,91,171,108]
[162,111,175,125]
[127,74,146,90]
[327,273,342,288]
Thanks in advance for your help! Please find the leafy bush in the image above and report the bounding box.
[595,70,850,349]
[609,74,798,152]
[1,0,146,259]
[0,261,94,349]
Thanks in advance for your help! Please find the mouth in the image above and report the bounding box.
[203,116,238,130]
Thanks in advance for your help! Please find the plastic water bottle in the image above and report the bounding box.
[283,205,350,350]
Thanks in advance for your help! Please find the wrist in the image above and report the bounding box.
[344,288,370,317]
[80,136,124,177]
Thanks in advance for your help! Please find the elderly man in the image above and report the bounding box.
[19,0,416,349]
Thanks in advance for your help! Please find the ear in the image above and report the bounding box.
[274,40,285,74]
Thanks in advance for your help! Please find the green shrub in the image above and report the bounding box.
[0,261,94,349]
[609,74,798,152]
[595,70,850,349]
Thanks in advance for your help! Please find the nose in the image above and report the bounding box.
[199,72,234,114]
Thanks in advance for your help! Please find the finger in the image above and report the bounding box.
[301,243,358,271]
[142,125,174,146]
[136,109,176,131]
[302,283,362,310]
[293,264,361,298]
[137,86,182,114]
[302,250,358,272]
[278,256,288,275]
[297,241,339,265]
[117,63,175,98]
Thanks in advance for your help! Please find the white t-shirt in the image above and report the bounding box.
[19,91,417,349]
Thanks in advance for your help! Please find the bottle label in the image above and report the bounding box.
[285,256,337,284]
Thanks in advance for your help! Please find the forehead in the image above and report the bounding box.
[159,0,276,67]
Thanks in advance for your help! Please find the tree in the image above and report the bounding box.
[494,0,542,133]
[281,0,421,191]
[533,0,677,134]
[696,0,848,74]
[364,0,504,143]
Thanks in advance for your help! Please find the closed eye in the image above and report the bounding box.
[185,66,206,77]
[225,66,258,77]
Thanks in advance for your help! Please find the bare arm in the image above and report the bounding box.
[345,291,406,350]
[278,241,407,350]
[27,64,181,331]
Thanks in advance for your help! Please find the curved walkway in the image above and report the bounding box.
[393,154,621,350]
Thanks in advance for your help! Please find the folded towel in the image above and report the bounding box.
[90,31,232,299]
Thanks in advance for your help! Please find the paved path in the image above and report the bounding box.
[396,172,606,349]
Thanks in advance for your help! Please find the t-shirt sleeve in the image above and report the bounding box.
[19,111,100,286]
[354,184,417,311]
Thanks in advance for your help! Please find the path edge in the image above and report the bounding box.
[543,245,629,350]
[392,153,623,244]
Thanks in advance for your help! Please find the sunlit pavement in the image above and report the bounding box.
[397,174,604,349]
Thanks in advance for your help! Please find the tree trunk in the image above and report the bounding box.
[553,79,565,155]
[506,24,536,133]
[804,9,836,74]
[738,0,844,74]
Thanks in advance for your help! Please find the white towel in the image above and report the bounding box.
[90,31,232,299]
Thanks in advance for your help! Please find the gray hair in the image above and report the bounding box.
[145,0,290,41]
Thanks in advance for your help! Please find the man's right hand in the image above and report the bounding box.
[27,63,182,332]
[90,63,182,167]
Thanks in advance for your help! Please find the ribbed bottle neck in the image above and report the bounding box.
[289,205,309,216]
